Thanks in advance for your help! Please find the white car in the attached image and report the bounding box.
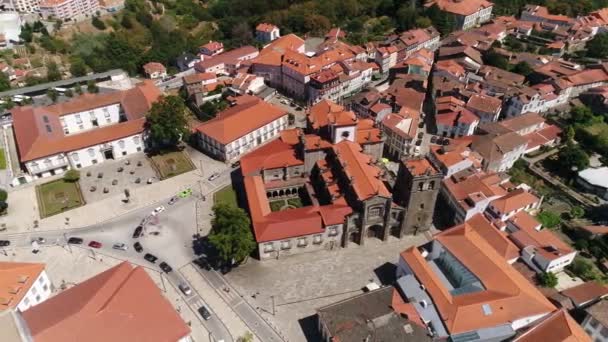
[178,283,192,296]
[207,173,220,181]
[112,243,128,251]
[151,206,166,216]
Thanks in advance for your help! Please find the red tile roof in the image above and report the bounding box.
[240,130,304,176]
[308,100,357,130]
[143,62,165,74]
[195,46,259,71]
[401,223,556,334]
[515,309,591,342]
[22,262,190,342]
[508,211,574,258]
[194,96,287,145]
[490,189,539,214]
[466,93,502,114]
[578,225,608,235]
[333,141,390,200]
[425,0,493,16]
[183,72,216,84]
[560,281,608,307]
[256,23,278,32]
[0,262,45,310]
[467,214,520,260]
[12,81,160,162]
[404,158,439,176]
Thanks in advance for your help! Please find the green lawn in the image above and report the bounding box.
[287,197,303,208]
[583,122,608,136]
[214,185,238,207]
[36,179,84,218]
[0,148,6,170]
[150,150,195,179]
[269,200,285,212]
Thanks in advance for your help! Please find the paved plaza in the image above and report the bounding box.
[225,234,429,342]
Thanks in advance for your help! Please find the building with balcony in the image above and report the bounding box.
[424,0,493,30]
[39,0,99,21]
[11,80,160,182]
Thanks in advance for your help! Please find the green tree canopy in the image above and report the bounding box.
[537,272,558,288]
[587,32,608,59]
[483,50,509,70]
[46,61,61,82]
[145,95,188,150]
[208,203,256,265]
[558,143,590,172]
[511,61,533,76]
[0,73,10,92]
[537,210,561,229]
[570,105,596,126]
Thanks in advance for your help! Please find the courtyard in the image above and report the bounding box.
[225,234,429,342]
[36,179,85,218]
[150,150,196,180]
[78,153,158,204]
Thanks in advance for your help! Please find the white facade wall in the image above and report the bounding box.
[16,270,52,312]
[60,103,121,135]
[258,224,342,260]
[13,0,41,12]
[198,115,288,161]
[538,251,577,272]
[40,0,99,20]
[437,119,479,138]
[460,6,493,30]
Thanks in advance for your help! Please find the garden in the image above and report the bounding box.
[214,185,239,208]
[149,150,195,180]
[36,171,85,217]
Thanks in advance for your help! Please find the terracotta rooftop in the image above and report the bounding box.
[195,45,258,70]
[240,130,304,176]
[466,93,502,114]
[471,131,528,163]
[404,158,439,176]
[142,62,165,74]
[489,189,539,214]
[466,214,520,260]
[560,281,608,308]
[499,112,546,132]
[585,299,608,327]
[200,41,223,52]
[401,223,556,334]
[183,72,216,84]
[515,309,591,342]
[21,262,190,342]
[194,96,287,145]
[425,0,493,16]
[256,23,278,32]
[0,262,45,310]
[308,99,357,130]
[507,211,574,259]
[12,81,160,162]
[578,225,608,236]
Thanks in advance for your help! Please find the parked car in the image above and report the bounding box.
[198,306,212,320]
[151,206,165,216]
[32,237,45,244]
[144,253,158,263]
[133,242,143,253]
[0,240,10,247]
[178,188,193,198]
[67,237,83,244]
[430,136,438,144]
[159,262,173,273]
[418,132,424,139]
[168,197,178,205]
[112,243,128,251]
[442,139,450,146]
[231,161,240,168]
[132,225,143,238]
[178,283,192,296]
[88,241,102,249]
[207,173,220,181]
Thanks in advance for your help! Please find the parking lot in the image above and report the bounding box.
[225,234,429,342]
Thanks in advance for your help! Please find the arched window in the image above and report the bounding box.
[429,181,435,190]
[118,140,125,149]
[133,136,140,145]
[418,182,424,191]
[88,148,95,157]
[71,153,79,162]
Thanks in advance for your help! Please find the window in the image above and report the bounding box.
[23,298,30,306]
[118,140,125,149]
[368,206,383,217]
[280,240,291,250]
[429,181,435,190]
[91,159,97,164]
[78,124,84,130]
[35,295,40,301]
[31,287,37,295]
[263,243,274,253]
[297,237,308,247]
[42,115,49,123]
[133,136,140,145]
[71,153,79,162]
[328,227,338,236]
[38,277,44,284]
[76,164,81,168]
[89,111,95,119]
[313,235,322,244]
[420,203,425,209]
[45,125,52,133]
[88,148,95,157]
[75,114,82,124]
[418,182,424,191]
[103,108,110,117]
[43,284,48,291]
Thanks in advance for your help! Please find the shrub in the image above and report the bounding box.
[537,272,558,288]
[0,201,7,213]
[63,169,80,182]
[537,210,561,229]
[92,16,106,30]
[0,189,6,202]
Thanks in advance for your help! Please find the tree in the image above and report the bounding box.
[237,332,254,342]
[69,56,88,77]
[570,206,585,219]
[121,13,134,29]
[87,80,99,93]
[483,50,509,70]
[537,272,558,288]
[0,73,10,92]
[92,16,106,30]
[587,32,608,59]
[64,89,73,97]
[46,61,61,82]
[0,189,7,202]
[145,95,188,150]
[63,169,80,182]
[565,126,575,143]
[54,19,62,31]
[75,83,83,95]
[208,203,256,265]
[537,210,561,229]
[511,61,533,76]
[570,105,595,125]
[47,89,58,103]
[568,257,602,281]
[396,5,418,31]
[558,143,590,172]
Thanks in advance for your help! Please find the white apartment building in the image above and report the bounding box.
[9,0,41,12]
[425,0,493,30]
[39,0,99,20]
[256,23,280,43]
[194,96,288,161]
[11,81,160,182]
[0,262,52,313]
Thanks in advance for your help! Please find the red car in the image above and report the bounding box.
[88,241,102,248]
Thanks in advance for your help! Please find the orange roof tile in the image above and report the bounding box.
[333,141,390,200]
[515,309,591,342]
[256,23,278,32]
[22,262,190,342]
[183,72,216,84]
[467,213,520,260]
[560,281,608,307]
[194,96,287,145]
[490,189,539,214]
[404,158,439,176]
[240,132,304,176]
[401,224,556,334]
[466,94,502,114]
[508,211,573,258]
[143,62,165,74]
[308,100,357,130]
[0,262,45,310]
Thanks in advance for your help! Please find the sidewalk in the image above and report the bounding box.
[181,264,258,342]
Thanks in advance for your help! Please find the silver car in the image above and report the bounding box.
[178,283,192,296]
[112,243,128,251]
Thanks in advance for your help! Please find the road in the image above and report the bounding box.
[0,165,285,342]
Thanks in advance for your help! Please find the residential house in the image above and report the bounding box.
[514,310,591,342]
[182,72,219,107]
[520,5,574,27]
[193,95,288,161]
[0,262,51,312]
[465,93,502,123]
[256,23,280,43]
[11,81,160,183]
[176,53,197,71]
[581,299,608,341]
[21,262,191,342]
[486,188,541,221]
[429,143,482,177]
[560,281,608,309]
[39,0,99,20]
[230,73,265,95]
[471,124,528,172]
[142,62,166,80]
[199,41,224,58]
[194,46,259,76]
[498,112,562,153]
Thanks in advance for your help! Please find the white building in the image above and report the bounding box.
[39,0,99,20]
[0,13,21,49]
[0,262,52,312]
[424,0,493,30]
[230,73,265,95]
[11,80,160,183]
[9,0,40,12]
[194,95,288,161]
[256,23,280,43]
[582,300,608,342]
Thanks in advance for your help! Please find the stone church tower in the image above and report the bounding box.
[394,157,442,236]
